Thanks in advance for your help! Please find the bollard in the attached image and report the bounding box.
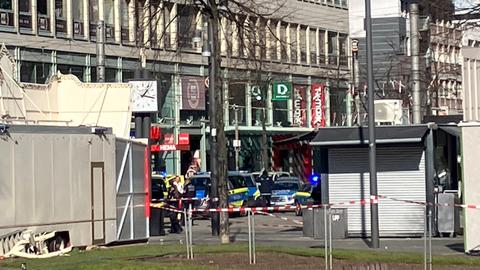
[428,209,432,270]
[424,205,427,270]
[252,211,256,264]
[184,209,190,259]
[324,205,328,270]
[328,206,332,270]
[248,210,252,264]
[189,204,194,259]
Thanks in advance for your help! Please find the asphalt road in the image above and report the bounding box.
[150,211,465,256]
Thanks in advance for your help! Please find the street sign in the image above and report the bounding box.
[272,82,292,101]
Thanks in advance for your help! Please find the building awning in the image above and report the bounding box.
[272,131,317,146]
[438,125,461,137]
[310,125,429,147]
[224,126,313,136]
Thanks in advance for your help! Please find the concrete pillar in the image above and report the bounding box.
[83,0,89,39]
[49,0,55,34]
[325,82,330,126]
[255,18,260,58]
[169,3,177,49]
[307,76,312,127]
[286,23,291,63]
[296,25,301,64]
[276,21,281,61]
[243,17,250,57]
[156,2,164,48]
[316,28,320,65]
[220,17,227,55]
[266,19,271,60]
[13,0,18,31]
[66,0,73,38]
[128,0,136,43]
[231,15,239,57]
[287,74,293,123]
[246,78,252,126]
[32,0,37,34]
[114,0,121,42]
[98,0,105,22]
[143,0,151,47]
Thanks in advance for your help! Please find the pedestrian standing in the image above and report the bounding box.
[168,177,183,233]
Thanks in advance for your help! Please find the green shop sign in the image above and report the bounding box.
[272,82,292,101]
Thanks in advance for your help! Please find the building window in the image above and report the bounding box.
[273,99,288,127]
[309,29,316,65]
[19,1,30,12]
[20,61,52,84]
[37,0,48,15]
[279,23,287,61]
[251,85,266,126]
[178,5,197,50]
[0,0,12,10]
[120,0,129,42]
[89,0,98,37]
[300,26,307,64]
[318,30,325,64]
[72,0,84,36]
[327,31,338,65]
[228,83,246,126]
[339,34,348,66]
[55,0,66,17]
[290,25,297,63]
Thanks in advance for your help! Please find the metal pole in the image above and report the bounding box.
[207,16,220,236]
[410,2,422,124]
[252,211,256,264]
[365,0,380,249]
[424,205,427,270]
[96,20,106,83]
[428,209,432,270]
[324,205,328,270]
[184,209,190,259]
[328,207,332,270]
[248,210,252,264]
[188,204,194,259]
[200,122,207,171]
[234,105,240,171]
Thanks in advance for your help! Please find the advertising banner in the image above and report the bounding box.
[311,83,326,128]
[182,76,205,110]
[272,81,292,101]
[292,85,307,127]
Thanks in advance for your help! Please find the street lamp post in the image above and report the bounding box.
[365,0,380,248]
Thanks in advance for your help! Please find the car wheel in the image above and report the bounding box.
[295,202,302,216]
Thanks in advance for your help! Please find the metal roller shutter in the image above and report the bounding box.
[328,147,425,237]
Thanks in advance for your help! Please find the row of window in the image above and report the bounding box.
[298,0,348,9]
[0,1,349,67]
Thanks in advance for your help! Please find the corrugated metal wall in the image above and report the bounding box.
[0,128,117,246]
[328,147,426,236]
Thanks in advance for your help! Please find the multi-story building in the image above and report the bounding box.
[0,0,350,178]
[348,0,461,120]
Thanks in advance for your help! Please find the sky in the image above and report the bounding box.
[454,0,479,9]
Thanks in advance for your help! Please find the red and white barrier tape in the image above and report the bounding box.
[150,203,185,213]
[152,194,480,215]
[378,194,480,209]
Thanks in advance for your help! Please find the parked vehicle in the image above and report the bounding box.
[252,171,291,183]
[271,177,312,215]
[228,171,263,206]
[184,172,262,208]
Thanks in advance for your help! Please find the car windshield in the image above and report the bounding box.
[190,177,210,188]
[273,182,300,191]
[228,175,247,189]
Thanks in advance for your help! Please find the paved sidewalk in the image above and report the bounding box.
[150,213,465,256]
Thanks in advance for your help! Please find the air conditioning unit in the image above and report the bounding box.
[374,99,403,125]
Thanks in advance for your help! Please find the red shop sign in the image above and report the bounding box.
[311,83,326,128]
[178,133,190,145]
